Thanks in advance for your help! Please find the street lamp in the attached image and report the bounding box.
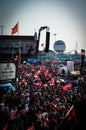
[54,33,57,42]
[0,25,4,35]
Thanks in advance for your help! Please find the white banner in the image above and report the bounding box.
[67,61,74,72]
[0,63,16,81]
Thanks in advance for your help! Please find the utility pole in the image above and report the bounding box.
[0,25,4,35]
[19,41,21,64]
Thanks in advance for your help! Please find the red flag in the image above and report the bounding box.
[3,124,8,130]
[22,78,27,85]
[62,82,72,91]
[27,126,34,130]
[11,23,18,35]
[67,105,78,128]
[48,73,52,78]
[36,81,42,86]
[44,69,49,76]
[50,76,56,86]
[41,43,44,47]
[62,85,68,91]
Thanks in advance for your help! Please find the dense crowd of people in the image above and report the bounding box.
[0,60,86,130]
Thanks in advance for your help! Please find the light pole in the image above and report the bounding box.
[19,42,21,64]
[0,25,4,35]
[54,33,57,42]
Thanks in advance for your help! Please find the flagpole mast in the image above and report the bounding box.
[18,22,19,35]
[19,42,21,64]
[0,25,4,35]
[18,22,21,64]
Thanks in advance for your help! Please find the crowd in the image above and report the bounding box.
[0,60,86,130]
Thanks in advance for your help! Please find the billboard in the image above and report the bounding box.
[0,62,16,83]
[39,29,46,51]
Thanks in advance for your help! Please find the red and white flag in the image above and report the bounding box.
[62,82,72,91]
[41,43,44,47]
[11,22,18,35]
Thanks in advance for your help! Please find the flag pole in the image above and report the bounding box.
[18,22,21,64]
[18,22,19,35]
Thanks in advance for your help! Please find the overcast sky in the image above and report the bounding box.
[0,0,86,53]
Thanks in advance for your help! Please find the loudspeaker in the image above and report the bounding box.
[80,49,85,75]
[45,32,50,52]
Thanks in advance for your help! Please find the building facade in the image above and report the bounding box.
[0,35,37,62]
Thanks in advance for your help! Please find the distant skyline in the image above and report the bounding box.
[0,0,86,53]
